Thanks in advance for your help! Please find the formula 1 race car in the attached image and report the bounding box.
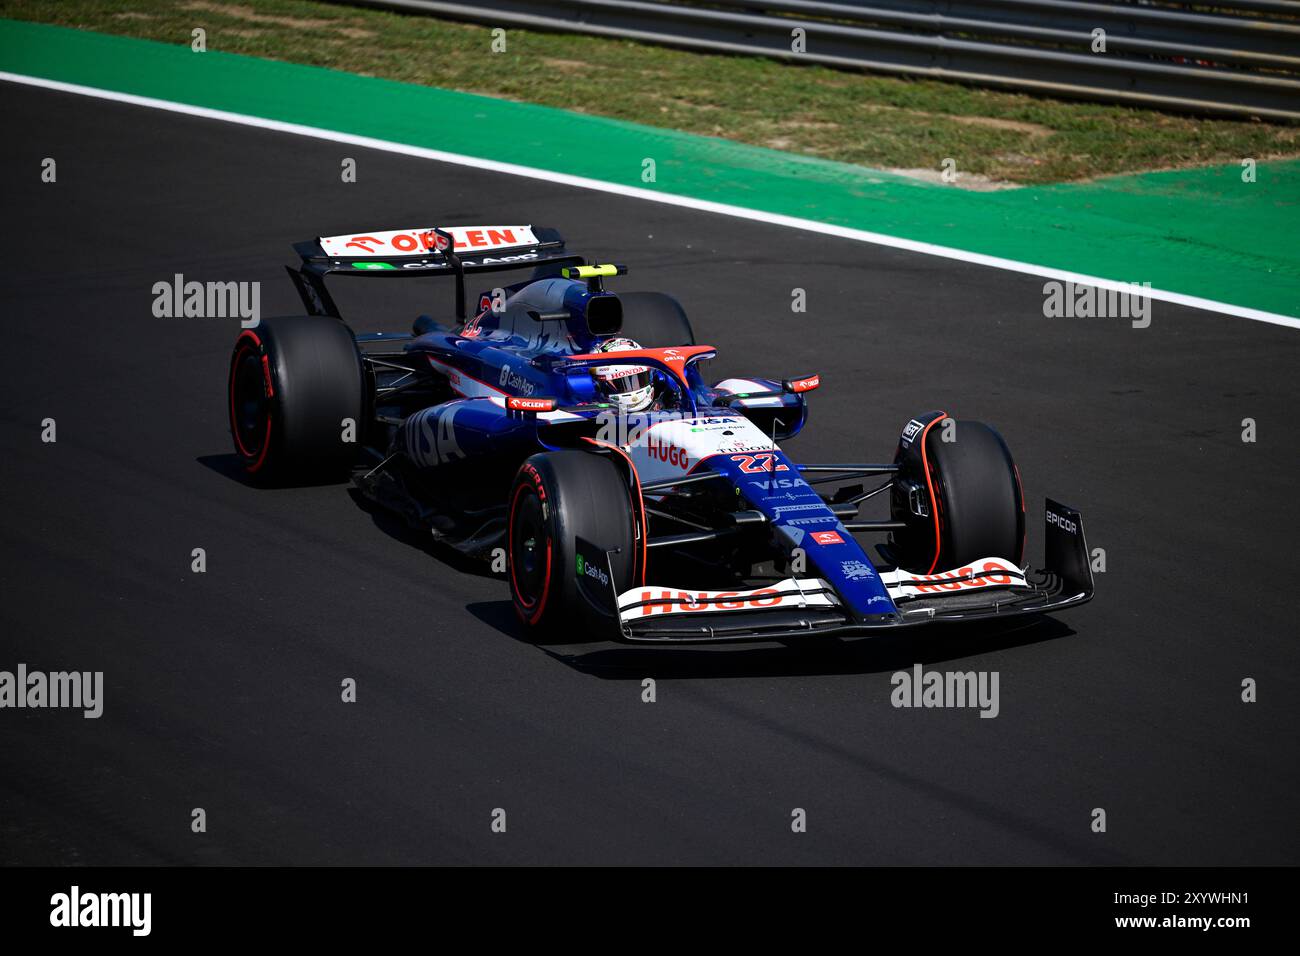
[227,224,1094,642]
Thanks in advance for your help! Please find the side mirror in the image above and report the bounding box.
[783,374,820,394]
[506,396,557,414]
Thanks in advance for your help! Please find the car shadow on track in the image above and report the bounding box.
[466,599,1076,679]
[200,454,501,579]
[197,453,358,490]
[344,488,501,580]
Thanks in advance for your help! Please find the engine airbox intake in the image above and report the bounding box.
[584,293,623,336]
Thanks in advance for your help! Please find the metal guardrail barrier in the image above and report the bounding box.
[344,0,1300,120]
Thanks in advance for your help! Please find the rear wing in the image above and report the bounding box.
[286,224,581,320]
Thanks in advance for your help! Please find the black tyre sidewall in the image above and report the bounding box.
[227,316,364,481]
[927,421,1025,569]
[508,451,636,635]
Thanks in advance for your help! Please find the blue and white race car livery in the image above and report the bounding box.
[227,224,1094,643]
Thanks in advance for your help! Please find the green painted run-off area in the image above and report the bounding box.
[1,19,1296,318]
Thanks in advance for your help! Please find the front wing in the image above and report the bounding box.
[575,499,1094,643]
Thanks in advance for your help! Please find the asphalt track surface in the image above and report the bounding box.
[2,84,1297,866]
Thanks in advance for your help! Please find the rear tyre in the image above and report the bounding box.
[891,419,1024,573]
[617,291,695,347]
[508,451,637,637]
[228,316,365,483]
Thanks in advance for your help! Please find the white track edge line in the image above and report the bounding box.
[4,70,1296,330]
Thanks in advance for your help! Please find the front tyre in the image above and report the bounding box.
[890,416,1025,573]
[228,316,365,483]
[508,451,637,637]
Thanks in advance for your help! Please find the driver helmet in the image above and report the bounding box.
[591,337,654,412]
